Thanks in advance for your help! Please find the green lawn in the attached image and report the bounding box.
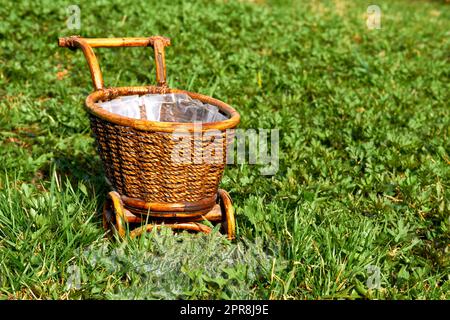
[0,0,449,299]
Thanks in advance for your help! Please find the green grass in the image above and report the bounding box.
[0,0,449,299]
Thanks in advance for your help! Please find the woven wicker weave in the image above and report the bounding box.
[59,36,240,215]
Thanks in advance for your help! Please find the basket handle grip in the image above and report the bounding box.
[58,36,171,91]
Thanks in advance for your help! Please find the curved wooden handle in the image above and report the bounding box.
[58,36,171,91]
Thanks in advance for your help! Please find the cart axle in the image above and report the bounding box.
[102,189,235,240]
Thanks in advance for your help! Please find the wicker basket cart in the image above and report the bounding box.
[58,36,240,239]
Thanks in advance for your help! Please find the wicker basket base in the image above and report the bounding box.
[102,189,235,240]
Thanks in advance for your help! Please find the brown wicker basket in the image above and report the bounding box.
[58,36,240,217]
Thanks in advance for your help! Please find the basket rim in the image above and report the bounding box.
[85,86,240,132]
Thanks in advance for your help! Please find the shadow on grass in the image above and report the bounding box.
[51,152,109,219]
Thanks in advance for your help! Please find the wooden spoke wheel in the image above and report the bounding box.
[102,189,236,240]
[218,189,236,240]
[102,191,126,238]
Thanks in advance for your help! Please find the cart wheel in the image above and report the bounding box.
[102,200,114,234]
[129,222,212,238]
[218,189,236,240]
[103,191,127,238]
